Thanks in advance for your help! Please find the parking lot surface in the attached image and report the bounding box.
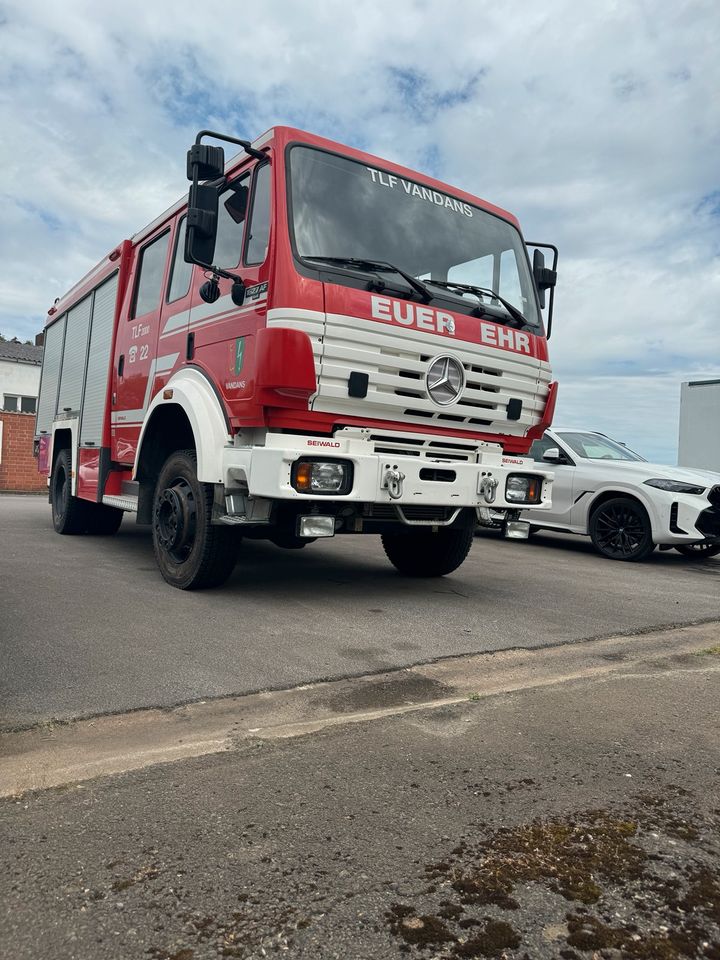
[3,642,719,960]
[1,494,719,730]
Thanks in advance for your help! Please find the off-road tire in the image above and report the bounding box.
[674,542,720,560]
[589,496,655,561]
[152,449,239,590]
[85,503,124,536]
[51,448,89,535]
[381,525,475,577]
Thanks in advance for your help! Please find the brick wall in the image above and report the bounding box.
[0,411,46,493]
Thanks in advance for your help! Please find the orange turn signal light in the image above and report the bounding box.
[294,462,313,492]
[526,478,541,503]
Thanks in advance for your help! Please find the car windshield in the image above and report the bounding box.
[558,432,646,462]
[288,146,540,327]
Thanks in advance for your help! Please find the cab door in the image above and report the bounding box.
[152,216,197,398]
[111,228,172,464]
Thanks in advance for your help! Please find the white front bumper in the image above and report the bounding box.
[221,430,553,510]
[650,491,719,544]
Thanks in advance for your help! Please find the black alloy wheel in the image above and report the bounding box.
[675,541,720,560]
[152,449,239,590]
[589,497,655,562]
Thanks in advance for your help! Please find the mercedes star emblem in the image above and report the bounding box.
[426,355,465,405]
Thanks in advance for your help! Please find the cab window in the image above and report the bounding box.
[167,218,193,303]
[214,173,251,269]
[133,231,171,318]
[245,163,271,265]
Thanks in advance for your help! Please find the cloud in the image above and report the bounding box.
[1,0,718,461]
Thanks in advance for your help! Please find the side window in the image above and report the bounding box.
[214,173,251,269]
[529,435,556,462]
[133,231,171,318]
[245,163,271,265]
[3,392,37,412]
[499,248,523,311]
[167,218,193,303]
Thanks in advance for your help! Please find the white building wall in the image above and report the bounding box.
[678,379,720,473]
[0,358,41,407]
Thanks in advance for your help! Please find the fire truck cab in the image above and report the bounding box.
[35,126,558,589]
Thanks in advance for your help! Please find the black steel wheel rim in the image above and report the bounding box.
[154,477,197,563]
[594,503,646,558]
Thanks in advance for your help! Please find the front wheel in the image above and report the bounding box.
[589,497,655,561]
[675,542,720,560]
[381,525,475,577]
[51,449,88,534]
[152,449,239,590]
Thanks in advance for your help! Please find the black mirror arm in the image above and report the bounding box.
[195,129,266,162]
[208,264,242,284]
[199,266,246,307]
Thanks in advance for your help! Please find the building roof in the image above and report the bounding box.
[0,340,43,364]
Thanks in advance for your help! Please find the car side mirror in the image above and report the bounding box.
[542,447,564,463]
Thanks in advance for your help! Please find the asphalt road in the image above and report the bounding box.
[3,646,719,959]
[2,494,719,730]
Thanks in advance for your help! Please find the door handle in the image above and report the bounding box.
[118,354,125,377]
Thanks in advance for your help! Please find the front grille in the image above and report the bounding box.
[709,486,720,507]
[368,431,481,462]
[696,507,720,539]
[314,313,551,437]
[364,504,457,522]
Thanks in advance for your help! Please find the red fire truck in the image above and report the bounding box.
[35,126,558,589]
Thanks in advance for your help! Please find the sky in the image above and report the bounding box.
[1,0,718,463]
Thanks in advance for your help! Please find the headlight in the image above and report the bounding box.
[644,478,706,495]
[291,459,353,495]
[505,474,542,504]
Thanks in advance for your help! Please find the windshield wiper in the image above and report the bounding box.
[303,256,432,303]
[423,279,530,328]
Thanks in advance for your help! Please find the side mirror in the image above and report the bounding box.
[184,141,226,268]
[532,249,557,309]
[542,447,564,463]
[185,182,219,267]
[186,143,225,182]
[526,242,558,339]
[182,130,266,280]
[224,184,249,225]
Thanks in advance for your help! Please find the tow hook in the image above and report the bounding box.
[383,467,406,500]
[479,476,499,504]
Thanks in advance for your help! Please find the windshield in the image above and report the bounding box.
[288,146,540,327]
[558,432,646,462]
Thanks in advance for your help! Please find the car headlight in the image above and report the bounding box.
[644,478,706,495]
[505,474,542,504]
[291,459,353,495]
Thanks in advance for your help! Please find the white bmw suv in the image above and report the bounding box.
[521,428,720,561]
